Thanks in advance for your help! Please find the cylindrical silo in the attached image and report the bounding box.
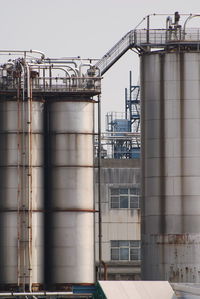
[141,51,200,282]
[46,99,95,289]
[0,100,44,290]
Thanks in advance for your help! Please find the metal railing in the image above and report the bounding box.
[95,30,134,75]
[134,29,166,45]
[95,132,140,159]
[0,76,101,94]
[96,27,200,75]
[134,28,200,45]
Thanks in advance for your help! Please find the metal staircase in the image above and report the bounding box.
[95,30,134,75]
[95,14,200,75]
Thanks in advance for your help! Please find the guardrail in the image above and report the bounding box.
[0,76,101,94]
[134,28,200,45]
[96,27,200,75]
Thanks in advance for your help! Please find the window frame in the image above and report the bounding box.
[110,187,140,209]
[110,240,141,261]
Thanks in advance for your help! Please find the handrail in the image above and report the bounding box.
[95,30,134,75]
[95,26,200,75]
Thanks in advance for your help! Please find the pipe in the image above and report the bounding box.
[44,59,78,68]
[45,57,99,61]
[33,63,79,76]
[93,66,101,77]
[16,60,33,291]
[146,15,150,44]
[0,292,73,296]
[97,94,102,280]
[26,62,33,292]
[29,50,45,59]
[28,64,73,88]
[101,261,108,280]
[183,14,200,38]
[79,63,92,76]
[20,60,27,291]
[0,50,45,59]
[51,64,79,76]
[29,65,71,82]
[102,131,140,135]
[129,71,132,132]
[166,16,173,29]
[22,61,33,292]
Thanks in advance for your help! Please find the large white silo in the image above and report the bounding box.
[46,99,96,288]
[141,51,200,282]
[0,100,44,290]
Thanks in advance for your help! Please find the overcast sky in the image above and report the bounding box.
[1,0,199,129]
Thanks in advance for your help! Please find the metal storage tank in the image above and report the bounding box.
[46,99,95,288]
[0,100,44,289]
[141,51,200,282]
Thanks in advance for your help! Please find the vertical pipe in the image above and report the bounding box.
[22,64,26,291]
[97,94,102,280]
[129,71,132,132]
[17,74,21,288]
[125,88,128,119]
[146,15,150,44]
[26,63,33,292]
[49,67,52,89]
[43,69,45,90]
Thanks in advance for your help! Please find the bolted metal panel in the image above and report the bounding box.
[47,100,95,286]
[141,51,200,282]
[0,100,44,287]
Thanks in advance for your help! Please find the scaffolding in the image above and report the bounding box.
[98,71,140,159]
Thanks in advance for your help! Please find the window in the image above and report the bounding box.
[111,240,141,261]
[110,187,140,209]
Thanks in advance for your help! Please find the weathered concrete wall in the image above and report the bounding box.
[95,158,141,279]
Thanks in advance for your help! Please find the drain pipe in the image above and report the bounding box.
[101,261,108,280]
[97,94,102,280]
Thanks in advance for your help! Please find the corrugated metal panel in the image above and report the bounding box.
[97,281,176,299]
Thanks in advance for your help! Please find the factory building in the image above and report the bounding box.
[0,12,199,298]
[95,158,141,281]
[94,73,141,281]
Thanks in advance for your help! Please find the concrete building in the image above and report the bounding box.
[95,158,141,280]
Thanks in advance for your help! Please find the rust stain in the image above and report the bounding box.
[156,233,195,244]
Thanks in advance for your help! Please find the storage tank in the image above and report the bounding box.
[0,99,44,290]
[141,51,200,282]
[0,54,101,291]
[46,98,95,289]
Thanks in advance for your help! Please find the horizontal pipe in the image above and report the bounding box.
[101,136,140,140]
[45,57,99,61]
[0,209,98,213]
[102,132,140,135]
[0,50,45,58]
[0,292,74,296]
[44,60,78,68]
